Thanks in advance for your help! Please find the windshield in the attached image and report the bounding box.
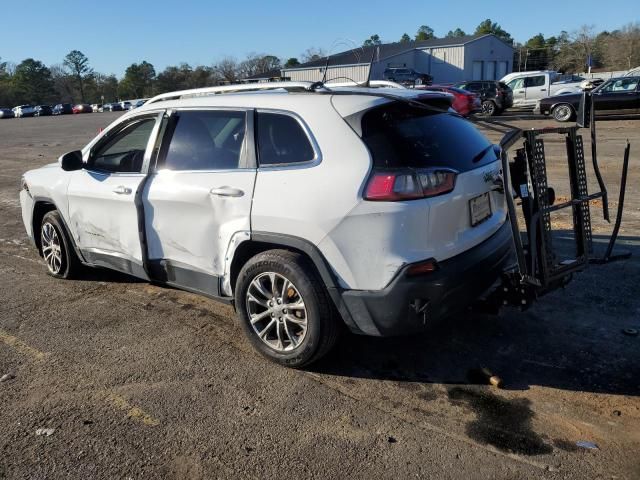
[361,103,495,172]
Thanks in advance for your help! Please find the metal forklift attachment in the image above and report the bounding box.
[481,91,632,309]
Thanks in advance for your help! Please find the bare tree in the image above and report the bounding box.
[606,23,640,70]
[551,25,596,72]
[300,48,327,63]
[50,63,76,102]
[214,57,239,83]
[238,53,282,78]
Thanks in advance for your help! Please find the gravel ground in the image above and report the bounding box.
[1,112,639,479]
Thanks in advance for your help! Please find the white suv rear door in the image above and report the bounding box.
[67,112,163,277]
[143,109,255,296]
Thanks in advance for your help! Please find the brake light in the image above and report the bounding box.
[364,168,457,201]
[407,258,438,276]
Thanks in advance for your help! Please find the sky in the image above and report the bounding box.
[2,0,638,76]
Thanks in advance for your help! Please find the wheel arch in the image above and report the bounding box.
[229,233,359,332]
[31,197,85,262]
[32,201,57,255]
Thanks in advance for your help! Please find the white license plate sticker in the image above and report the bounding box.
[470,193,492,227]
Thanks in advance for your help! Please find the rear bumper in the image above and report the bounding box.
[341,221,514,336]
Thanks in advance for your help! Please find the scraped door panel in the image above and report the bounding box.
[143,170,255,276]
[142,109,255,288]
[68,170,144,261]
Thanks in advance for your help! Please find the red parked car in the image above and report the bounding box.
[72,104,93,114]
[416,85,481,117]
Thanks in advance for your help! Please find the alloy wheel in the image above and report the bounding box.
[482,101,495,116]
[554,105,572,122]
[245,272,308,352]
[41,222,62,274]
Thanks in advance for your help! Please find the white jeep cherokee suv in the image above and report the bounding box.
[19,81,513,367]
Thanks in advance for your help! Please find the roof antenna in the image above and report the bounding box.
[364,46,377,87]
[321,53,331,84]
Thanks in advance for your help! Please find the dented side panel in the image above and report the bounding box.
[143,169,256,277]
[67,170,145,263]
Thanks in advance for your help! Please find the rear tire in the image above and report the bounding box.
[40,211,82,279]
[552,104,575,122]
[481,100,497,116]
[235,249,340,368]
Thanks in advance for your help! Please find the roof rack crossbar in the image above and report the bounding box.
[146,81,324,105]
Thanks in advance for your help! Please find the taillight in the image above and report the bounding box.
[406,258,438,276]
[364,168,457,201]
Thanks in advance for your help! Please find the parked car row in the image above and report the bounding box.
[0,99,148,119]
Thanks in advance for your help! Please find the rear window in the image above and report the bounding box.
[361,103,495,171]
[257,112,315,166]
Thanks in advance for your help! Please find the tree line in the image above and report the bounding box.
[1,20,638,106]
[0,48,325,106]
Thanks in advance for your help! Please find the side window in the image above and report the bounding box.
[257,112,315,166]
[508,78,524,90]
[467,82,482,92]
[525,76,545,88]
[163,110,246,171]
[602,78,639,92]
[88,118,156,173]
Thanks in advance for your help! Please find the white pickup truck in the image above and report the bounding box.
[501,71,584,109]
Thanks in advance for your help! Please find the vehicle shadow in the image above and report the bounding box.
[312,233,640,397]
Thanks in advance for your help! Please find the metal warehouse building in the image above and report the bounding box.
[278,34,514,85]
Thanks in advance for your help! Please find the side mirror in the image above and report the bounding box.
[59,150,84,171]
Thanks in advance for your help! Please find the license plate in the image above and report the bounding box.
[469,193,492,226]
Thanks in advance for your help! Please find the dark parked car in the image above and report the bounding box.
[53,103,73,115]
[537,76,640,122]
[102,103,124,112]
[383,67,432,85]
[34,105,53,117]
[73,104,92,114]
[453,80,513,116]
[0,107,14,119]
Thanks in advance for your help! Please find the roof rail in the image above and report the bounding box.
[146,81,324,105]
[325,80,406,89]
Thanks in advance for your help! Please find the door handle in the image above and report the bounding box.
[113,185,132,195]
[540,88,547,91]
[210,186,244,198]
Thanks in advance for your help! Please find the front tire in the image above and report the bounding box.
[552,103,575,122]
[235,250,340,368]
[40,211,81,279]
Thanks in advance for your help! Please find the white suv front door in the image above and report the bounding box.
[67,113,162,276]
[143,109,255,296]
[508,78,525,107]
[523,75,548,106]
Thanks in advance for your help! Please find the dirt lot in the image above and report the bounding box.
[1,112,639,479]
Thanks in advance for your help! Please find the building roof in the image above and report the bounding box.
[284,34,505,71]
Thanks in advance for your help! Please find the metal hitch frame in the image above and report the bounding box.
[477,92,632,308]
